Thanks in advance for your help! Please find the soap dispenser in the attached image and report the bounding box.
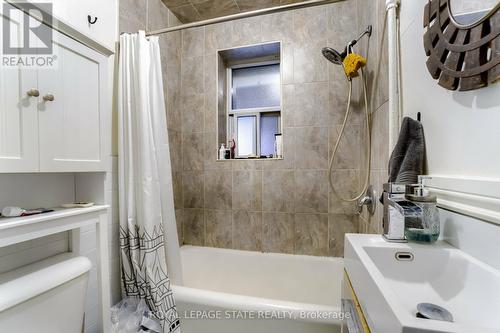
[404,183,440,243]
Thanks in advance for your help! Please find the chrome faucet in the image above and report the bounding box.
[382,183,408,242]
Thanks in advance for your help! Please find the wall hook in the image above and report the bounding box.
[88,15,98,25]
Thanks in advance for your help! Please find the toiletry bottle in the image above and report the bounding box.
[274,134,283,158]
[404,184,440,243]
[219,144,226,160]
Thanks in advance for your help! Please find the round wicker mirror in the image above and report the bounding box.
[423,0,500,91]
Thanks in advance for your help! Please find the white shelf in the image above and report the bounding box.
[0,205,108,231]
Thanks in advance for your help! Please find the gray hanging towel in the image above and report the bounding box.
[388,116,425,183]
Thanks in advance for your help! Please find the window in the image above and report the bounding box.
[228,62,281,158]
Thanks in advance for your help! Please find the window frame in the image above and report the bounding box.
[227,60,282,158]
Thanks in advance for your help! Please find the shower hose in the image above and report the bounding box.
[328,68,371,202]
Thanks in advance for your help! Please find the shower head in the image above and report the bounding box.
[321,47,345,65]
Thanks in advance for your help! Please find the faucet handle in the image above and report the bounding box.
[358,185,376,215]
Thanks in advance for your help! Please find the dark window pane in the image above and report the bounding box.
[260,113,280,156]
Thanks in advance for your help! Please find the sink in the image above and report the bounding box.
[344,234,500,333]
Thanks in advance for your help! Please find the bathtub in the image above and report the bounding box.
[172,246,344,333]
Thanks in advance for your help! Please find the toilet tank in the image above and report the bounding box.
[0,253,92,333]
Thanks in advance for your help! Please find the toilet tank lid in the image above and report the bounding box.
[0,253,92,312]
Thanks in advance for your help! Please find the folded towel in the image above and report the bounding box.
[387,116,425,184]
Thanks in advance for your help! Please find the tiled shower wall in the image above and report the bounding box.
[165,0,376,257]
[357,0,389,234]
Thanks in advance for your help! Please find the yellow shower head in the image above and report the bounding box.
[343,53,367,78]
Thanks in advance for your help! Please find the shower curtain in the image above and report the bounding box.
[118,31,181,333]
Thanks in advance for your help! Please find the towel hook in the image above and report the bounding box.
[88,15,98,25]
[417,112,421,122]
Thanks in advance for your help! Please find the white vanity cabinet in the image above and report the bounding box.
[38,30,108,172]
[0,3,110,173]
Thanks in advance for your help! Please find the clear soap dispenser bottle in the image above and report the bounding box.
[404,183,440,243]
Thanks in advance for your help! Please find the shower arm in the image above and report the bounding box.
[345,25,372,53]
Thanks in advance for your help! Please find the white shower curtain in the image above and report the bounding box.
[118,31,182,333]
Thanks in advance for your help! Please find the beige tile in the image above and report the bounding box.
[236,0,279,12]
[169,4,202,23]
[294,213,328,256]
[231,16,262,46]
[294,170,329,213]
[233,210,262,251]
[148,0,171,31]
[205,22,233,55]
[168,9,183,27]
[119,0,147,33]
[204,55,218,132]
[168,129,183,172]
[172,171,183,209]
[161,0,190,6]
[193,0,239,20]
[293,82,329,126]
[260,11,294,44]
[294,127,328,170]
[182,171,204,208]
[233,170,262,211]
[175,208,183,244]
[329,125,361,169]
[182,27,205,58]
[281,85,295,127]
[282,43,294,85]
[205,170,232,209]
[262,212,294,253]
[182,132,204,171]
[327,71,350,126]
[262,170,295,212]
[181,93,205,133]
[183,208,205,245]
[205,209,232,247]
[293,5,328,44]
[328,169,360,214]
[327,1,358,47]
[328,214,358,257]
[231,159,263,171]
[165,64,182,130]
[293,41,329,84]
[181,56,204,96]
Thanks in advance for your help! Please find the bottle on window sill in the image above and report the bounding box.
[219,144,226,160]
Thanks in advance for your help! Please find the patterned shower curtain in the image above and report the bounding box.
[118,31,181,333]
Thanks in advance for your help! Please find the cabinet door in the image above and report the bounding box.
[0,3,39,172]
[38,30,108,172]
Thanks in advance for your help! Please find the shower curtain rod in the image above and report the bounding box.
[146,0,344,36]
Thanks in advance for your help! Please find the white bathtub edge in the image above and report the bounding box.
[172,284,344,325]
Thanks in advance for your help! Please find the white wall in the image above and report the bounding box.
[400,0,500,179]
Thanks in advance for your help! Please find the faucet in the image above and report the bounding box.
[382,183,408,242]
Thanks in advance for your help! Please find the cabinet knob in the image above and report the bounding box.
[43,94,55,102]
[27,89,40,97]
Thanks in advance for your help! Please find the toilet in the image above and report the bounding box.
[0,253,92,333]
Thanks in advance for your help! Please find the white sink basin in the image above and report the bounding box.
[344,234,500,333]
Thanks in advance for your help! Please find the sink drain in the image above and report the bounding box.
[416,303,453,322]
